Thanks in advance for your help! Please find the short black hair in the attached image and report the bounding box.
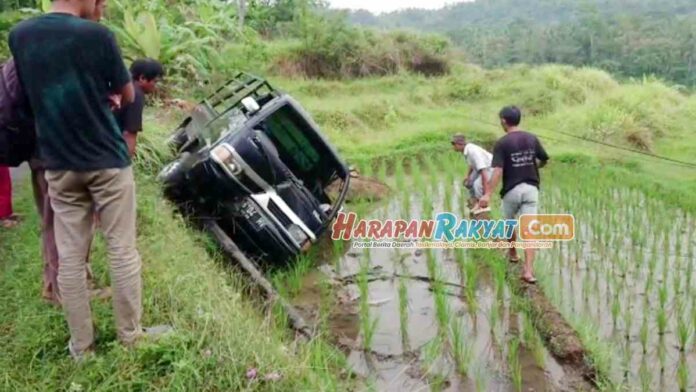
[130,59,165,81]
[499,106,522,126]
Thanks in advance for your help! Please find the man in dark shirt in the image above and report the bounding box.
[9,0,143,359]
[115,59,164,157]
[480,106,549,283]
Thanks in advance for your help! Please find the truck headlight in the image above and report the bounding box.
[211,144,242,175]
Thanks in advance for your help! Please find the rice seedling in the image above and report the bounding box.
[398,277,409,349]
[639,357,653,392]
[450,317,472,377]
[421,188,434,219]
[676,313,691,353]
[473,365,489,392]
[431,263,451,337]
[656,307,668,337]
[507,337,523,392]
[357,258,378,351]
[464,260,479,315]
[677,356,689,392]
[611,295,621,329]
[489,297,501,343]
[522,314,546,368]
[422,336,446,390]
[639,315,649,354]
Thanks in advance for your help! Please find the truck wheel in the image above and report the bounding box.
[159,152,191,202]
[167,125,189,153]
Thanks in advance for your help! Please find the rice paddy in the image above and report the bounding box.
[269,146,696,391]
[536,166,696,391]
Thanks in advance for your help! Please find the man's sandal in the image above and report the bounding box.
[521,276,537,285]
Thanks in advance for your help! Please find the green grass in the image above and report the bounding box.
[0,110,350,391]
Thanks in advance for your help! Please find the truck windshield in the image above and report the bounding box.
[204,107,248,144]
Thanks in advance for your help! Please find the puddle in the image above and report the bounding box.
[292,180,568,391]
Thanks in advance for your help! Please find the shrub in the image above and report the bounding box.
[270,14,450,79]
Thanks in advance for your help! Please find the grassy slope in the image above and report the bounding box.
[275,63,696,211]
[1,63,694,390]
[0,111,348,391]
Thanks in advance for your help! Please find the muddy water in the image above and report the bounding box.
[294,181,567,391]
[539,187,696,391]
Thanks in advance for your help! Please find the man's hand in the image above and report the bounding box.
[109,95,122,111]
[478,193,491,208]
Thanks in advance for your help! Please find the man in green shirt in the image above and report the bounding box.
[10,0,143,359]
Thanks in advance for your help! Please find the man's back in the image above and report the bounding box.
[492,131,549,197]
[9,13,131,171]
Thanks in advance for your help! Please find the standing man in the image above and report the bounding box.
[115,59,165,157]
[10,0,142,358]
[479,106,549,284]
[31,0,108,306]
[451,134,493,219]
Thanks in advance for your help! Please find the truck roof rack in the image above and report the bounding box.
[205,72,277,113]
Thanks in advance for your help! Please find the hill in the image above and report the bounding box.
[345,0,696,86]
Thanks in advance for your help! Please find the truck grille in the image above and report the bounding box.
[267,200,293,228]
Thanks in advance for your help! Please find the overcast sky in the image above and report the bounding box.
[329,0,458,14]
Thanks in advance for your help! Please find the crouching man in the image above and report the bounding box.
[451,134,493,219]
[115,59,164,157]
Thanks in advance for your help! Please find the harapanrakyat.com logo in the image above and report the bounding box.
[331,212,575,249]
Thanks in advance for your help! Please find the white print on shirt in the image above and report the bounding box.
[510,149,536,168]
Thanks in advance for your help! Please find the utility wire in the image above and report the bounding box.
[461,115,696,169]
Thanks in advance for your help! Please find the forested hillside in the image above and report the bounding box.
[346,0,696,86]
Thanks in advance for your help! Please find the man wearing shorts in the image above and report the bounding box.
[479,106,549,283]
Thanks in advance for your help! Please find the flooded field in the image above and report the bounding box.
[273,155,695,391]
[537,171,696,391]
[288,166,572,391]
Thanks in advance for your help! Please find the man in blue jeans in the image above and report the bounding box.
[479,106,549,284]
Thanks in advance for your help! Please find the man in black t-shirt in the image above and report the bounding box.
[9,0,143,359]
[480,106,549,284]
[114,59,164,157]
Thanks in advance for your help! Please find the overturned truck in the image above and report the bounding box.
[159,74,350,264]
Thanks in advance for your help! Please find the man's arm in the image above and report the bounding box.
[118,83,135,106]
[479,168,490,196]
[123,131,137,157]
[120,90,145,157]
[479,142,504,208]
[102,29,134,105]
[479,167,501,208]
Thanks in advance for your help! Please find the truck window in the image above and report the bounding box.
[262,105,321,173]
